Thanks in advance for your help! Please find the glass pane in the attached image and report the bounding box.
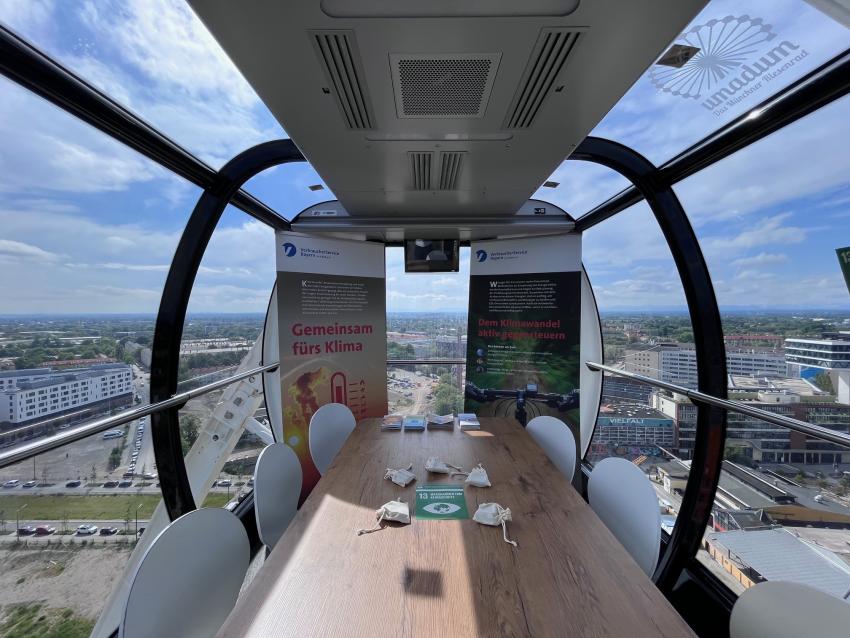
[672,90,850,598]
[696,413,850,598]
[385,246,470,358]
[0,436,152,634]
[532,162,631,220]
[540,0,850,202]
[583,202,694,534]
[0,0,285,169]
[0,71,197,627]
[387,364,466,417]
[242,164,336,221]
[598,0,850,165]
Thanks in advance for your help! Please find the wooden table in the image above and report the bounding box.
[218,417,694,637]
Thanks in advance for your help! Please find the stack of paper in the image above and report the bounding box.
[402,415,426,431]
[458,413,480,431]
[381,415,403,431]
[426,414,454,430]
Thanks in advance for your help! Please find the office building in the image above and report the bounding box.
[625,344,786,389]
[0,363,133,426]
[653,377,850,464]
[593,404,675,449]
[785,333,850,404]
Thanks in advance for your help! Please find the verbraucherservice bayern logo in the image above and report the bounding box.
[282,242,297,257]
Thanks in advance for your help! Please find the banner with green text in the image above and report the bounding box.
[464,234,581,436]
[276,231,387,498]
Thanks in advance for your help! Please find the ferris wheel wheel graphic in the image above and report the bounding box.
[649,15,777,99]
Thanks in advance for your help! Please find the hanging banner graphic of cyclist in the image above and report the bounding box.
[464,234,581,435]
[276,231,387,499]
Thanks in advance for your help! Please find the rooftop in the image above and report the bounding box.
[597,403,672,421]
[728,375,824,396]
[3,363,132,391]
[707,528,850,601]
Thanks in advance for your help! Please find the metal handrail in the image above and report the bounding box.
[387,359,466,365]
[0,363,279,469]
[586,361,850,449]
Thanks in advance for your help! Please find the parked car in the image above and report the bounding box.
[137,527,145,536]
[99,527,119,536]
[22,480,37,488]
[103,480,119,488]
[118,480,133,488]
[3,479,20,488]
[17,525,36,536]
[247,477,254,487]
[142,473,156,480]
[122,472,135,479]
[65,480,81,488]
[76,524,98,535]
[216,479,232,488]
[35,526,56,536]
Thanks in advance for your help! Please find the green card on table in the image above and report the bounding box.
[415,484,469,520]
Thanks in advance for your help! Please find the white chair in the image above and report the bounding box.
[254,442,302,550]
[730,581,850,638]
[588,457,661,577]
[121,508,249,638]
[308,402,356,475]
[526,416,576,482]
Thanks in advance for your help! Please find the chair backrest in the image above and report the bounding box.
[588,457,661,577]
[730,581,850,638]
[254,442,302,550]
[309,402,356,475]
[526,416,576,482]
[121,508,250,638]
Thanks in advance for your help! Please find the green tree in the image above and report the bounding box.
[812,371,835,393]
[180,415,201,455]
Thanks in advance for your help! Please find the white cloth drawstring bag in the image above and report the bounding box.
[425,456,466,476]
[465,463,491,487]
[357,499,410,535]
[384,464,416,487]
[473,502,517,547]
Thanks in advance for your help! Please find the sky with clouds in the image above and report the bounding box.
[0,0,849,315]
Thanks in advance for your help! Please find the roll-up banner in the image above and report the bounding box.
[464,234,582,438]
[276,231,387,496]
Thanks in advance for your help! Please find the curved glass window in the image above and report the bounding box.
[0,73,196,629]
[1,0,284,168]
[542,0,850,214]
[595,0,850,165]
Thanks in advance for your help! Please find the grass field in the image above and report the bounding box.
[0,604,93,638]
[0,493,230,522]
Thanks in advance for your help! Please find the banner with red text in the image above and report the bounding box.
[464,234,581,431]
[276,231,387,496]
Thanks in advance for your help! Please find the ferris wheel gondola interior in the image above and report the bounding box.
[1,1,850,637]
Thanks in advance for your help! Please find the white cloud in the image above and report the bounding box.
[0,238,61,263]
[0,0,53,31]
[704,213,806,257]
[731,252,787,267]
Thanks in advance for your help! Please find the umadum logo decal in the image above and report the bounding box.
[476,249,488,263]
[282,242,297,257]
[650,15,808,116]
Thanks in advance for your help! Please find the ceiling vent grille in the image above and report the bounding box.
[311,30,374,129]
[438,152,465,190]
[504,28,581,129]
[391,53,501,119]
[409,152,434,190]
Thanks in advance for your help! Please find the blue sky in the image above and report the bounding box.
[0,0,849,314]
